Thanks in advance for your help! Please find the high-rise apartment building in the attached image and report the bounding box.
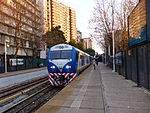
[43,0,51,32]
[52,0,71,42]
[69,8,77,41]
[45,0,77,42]
[0,0,43,56]
[83,38,93,50]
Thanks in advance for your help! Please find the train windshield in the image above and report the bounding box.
[50,50,72,60]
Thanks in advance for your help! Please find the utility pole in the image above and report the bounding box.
[105,47,107,64]
[111,0,115,72]
[4,40,10,73]
[112,30,115,72]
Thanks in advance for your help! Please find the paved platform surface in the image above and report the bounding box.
[36,65,105,113]
[0,67,46,78]
[0,68,47,90]
[101,64,150,113]
[35,63,150,113]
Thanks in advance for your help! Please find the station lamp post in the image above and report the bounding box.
[112,30,115,72]
[4,39,10,73]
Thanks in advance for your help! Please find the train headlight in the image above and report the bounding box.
[50,66,55,69]
[66,65,71,69]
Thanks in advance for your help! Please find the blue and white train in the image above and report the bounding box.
[47,44,92,86]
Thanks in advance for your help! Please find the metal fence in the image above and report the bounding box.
[121,44,150,90]
[102,44,150,90]
[137,45,149,89]
[0,55,4,73]
[0,55,46,73]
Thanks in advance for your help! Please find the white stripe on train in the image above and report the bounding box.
[49,73,77,86]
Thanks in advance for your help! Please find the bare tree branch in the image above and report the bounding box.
[89,0,138,52]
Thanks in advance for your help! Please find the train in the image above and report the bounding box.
[47,44,92,86]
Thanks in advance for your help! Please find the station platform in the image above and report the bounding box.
[0,67,47,90]
[0,67,46,78]
[35,63,150,113]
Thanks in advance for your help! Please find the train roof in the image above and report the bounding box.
[50,44,73,51]
[50,44,91,57]
[75,47,90,56]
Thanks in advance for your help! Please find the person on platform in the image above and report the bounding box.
[93,58,96,70]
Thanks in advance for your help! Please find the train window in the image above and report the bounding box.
[50,50,72,60]
[80,55,84,66]
[50,51,61,60]
[76,53,79,61]
[61,50,72,59]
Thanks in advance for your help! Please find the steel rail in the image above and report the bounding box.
[1,82,52,113]
[0,76,48,100]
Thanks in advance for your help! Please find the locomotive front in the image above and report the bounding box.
[47,44,77,86]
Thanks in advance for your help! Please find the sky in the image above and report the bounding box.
[58,0,104,54]
[58,0,95,38]
[57,0,139,54]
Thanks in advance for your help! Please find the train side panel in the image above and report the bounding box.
[76,51,91,73]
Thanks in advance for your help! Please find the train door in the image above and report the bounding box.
[76,52,79,70]
[78,52,84,68]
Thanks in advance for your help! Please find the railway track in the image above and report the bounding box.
[0,77,62,113]
[0,76,48,101]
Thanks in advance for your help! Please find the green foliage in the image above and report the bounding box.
[84,48,95,56]
[68,39,84,51]
[68,39,77,47]
[69,40,95,56]
[43,26,66,48]
[76,42,84,51]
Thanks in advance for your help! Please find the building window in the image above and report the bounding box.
[0,34,3,43]
[10,37,15,45]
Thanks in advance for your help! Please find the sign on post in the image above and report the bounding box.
[40,50,46,59]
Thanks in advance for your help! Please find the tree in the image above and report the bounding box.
[12,1,27,58]
[43,26,66,48]
[76,42,84,51]
[68,39,84,51]
[1,0,44,58]
[116,0,137,51]
[89,0,137,52]
[84,48,95,56]
[89,0,115,49]
[32,4,45,58]
[68,39,77,47]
